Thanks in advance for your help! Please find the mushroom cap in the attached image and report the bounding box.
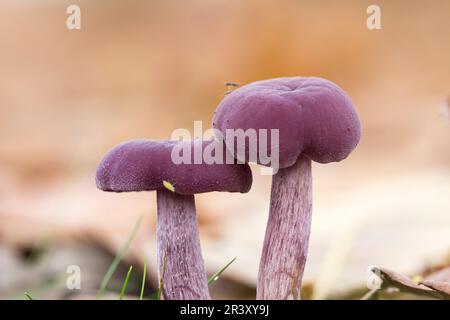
[96,140,252,195]
[213,77,361,168]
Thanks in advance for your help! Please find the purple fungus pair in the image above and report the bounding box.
[96,76,360,300]
[96,140,252,299]
[213,77,361,299]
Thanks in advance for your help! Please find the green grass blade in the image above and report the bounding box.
[24,292,33,300]
[97,214,143,298]
[119,266,133,300]
[139,260,147,300]
[208,257,237,285]
[156,249,167,300]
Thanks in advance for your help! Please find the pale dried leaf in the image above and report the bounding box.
[376,267,444,299]
[420,280,450,298]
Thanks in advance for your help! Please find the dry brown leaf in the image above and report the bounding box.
[375,267,445,299]
[420,280,450,299]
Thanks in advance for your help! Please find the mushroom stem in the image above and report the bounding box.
[257,155,312,300]
[156,189,210,300]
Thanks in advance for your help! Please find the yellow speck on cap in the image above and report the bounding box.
[162,180,175,192]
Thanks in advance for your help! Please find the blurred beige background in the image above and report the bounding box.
[0,0,449,299]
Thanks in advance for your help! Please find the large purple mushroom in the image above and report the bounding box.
[213,77,361,299]
[96,139,252,300]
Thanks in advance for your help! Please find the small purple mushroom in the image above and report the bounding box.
[96,139,252,300]
[213,77,361,299]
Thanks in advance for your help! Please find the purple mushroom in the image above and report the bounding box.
[96,139,252,300]
[213,77,361,299]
